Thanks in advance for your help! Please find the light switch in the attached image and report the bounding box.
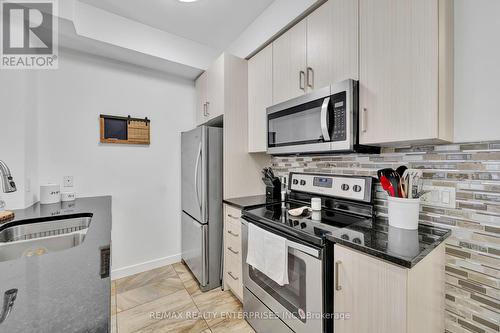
[442,190,450,204]
[421,185,456,209]
[432,190,439,202]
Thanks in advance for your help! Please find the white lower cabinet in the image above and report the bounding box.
[333,244,445,333]
[223,204,243,300]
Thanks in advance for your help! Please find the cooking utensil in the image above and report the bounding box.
[396,165,408,178]
[288,206,312,217]
[414,190,430,199]
[262,177,274,187]
[378,168,401,197]
[399,169,410,198]
[408,170,423,199]
[380,175,396,197]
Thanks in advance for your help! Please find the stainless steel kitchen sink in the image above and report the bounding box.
[0,215,92,262]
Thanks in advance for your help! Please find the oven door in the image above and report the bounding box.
[242,219,323,333]
[267,86,333,155]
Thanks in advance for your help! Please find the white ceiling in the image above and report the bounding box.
[78,0,275,51]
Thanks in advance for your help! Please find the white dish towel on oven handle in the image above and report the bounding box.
[246,223,289,286]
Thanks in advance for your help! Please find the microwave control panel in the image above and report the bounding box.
[331,91,347,141]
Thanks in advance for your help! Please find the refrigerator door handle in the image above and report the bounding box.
[201,225,208,285]
[194,142,202,216]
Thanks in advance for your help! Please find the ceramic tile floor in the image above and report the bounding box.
[111,262,255,333]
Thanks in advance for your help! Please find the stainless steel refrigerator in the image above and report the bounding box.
[181,125,223,291]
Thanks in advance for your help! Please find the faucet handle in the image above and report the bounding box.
[0,289,18,325]
[0,161,16,193]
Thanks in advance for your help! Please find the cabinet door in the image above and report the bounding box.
[359,0,439,145]
[334,245,407,333]
[307,0,358,91]
[248,44,273,153]
[206,54,225,121]
[195,72,207,126]
[272,20,307,105]
[330,0,359,82]
[306,0,332,92]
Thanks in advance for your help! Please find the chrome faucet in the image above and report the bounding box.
[0,161,17,193]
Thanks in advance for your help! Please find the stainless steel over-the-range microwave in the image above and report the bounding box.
[267,79,377,155]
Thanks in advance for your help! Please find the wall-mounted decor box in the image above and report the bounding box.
[99,114,150,145]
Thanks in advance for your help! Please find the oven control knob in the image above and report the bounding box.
[353,238,362,244]
[341,184,350,191]
[300,180,306,186]
[353,185,362,193]
[341,234,349,241]
[293,179,299,185]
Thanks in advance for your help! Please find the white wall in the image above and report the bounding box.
[0,71,39,209]
[226,0,318,58]
[35,50,196,277]
[454,0,500,142]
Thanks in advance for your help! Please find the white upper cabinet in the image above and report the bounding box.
[248,44,273,153]
[359,0,453,145]
[195,54,225,126]
[272,20,307,105]
[272,0,359,105]
[329,0,359,82]
[205,54,225,122]
[195,71,208,126]
[306,0,359,90]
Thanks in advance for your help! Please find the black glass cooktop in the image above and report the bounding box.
[243,201,372,246]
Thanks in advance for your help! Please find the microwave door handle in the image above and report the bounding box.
[320,97,331,141]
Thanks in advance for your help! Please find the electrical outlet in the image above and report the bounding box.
[63,176,74,187]
[421,185,456,209]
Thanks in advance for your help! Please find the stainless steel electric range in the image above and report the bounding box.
[241,172,375,333]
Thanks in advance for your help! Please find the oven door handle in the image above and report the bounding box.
[286,239,320,259]
[244,217,321,259]
[320,96,331,142]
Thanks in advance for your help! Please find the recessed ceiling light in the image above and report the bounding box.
[178,0,199,2]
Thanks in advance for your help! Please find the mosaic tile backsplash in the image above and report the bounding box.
[271,142,500,333]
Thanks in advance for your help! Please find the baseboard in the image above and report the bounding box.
[111,253,181,280]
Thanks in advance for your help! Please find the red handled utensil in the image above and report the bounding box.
[380,175,396,197]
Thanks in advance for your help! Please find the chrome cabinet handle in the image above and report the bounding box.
[307,67,314,89]
[227,247,239,255]
[361,108,368,133]
[206,102,210,116]
[227,230,239,237]
[299,70,306,91]
[227,214,240,220]
[228,272,239,281]
[0,289,17,325]
[335,261,342,291]
[203,103,207,117]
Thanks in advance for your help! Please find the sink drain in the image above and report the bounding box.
[22,247,49,257]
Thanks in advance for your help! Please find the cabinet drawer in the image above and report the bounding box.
[225,217,241,239]
[225,231,242,259]
[225,254,243,299]
[225,205,242,221]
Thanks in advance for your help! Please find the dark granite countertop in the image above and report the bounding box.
[327,218,451,268]
[224,195,279,210]
[0,196,112,333]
